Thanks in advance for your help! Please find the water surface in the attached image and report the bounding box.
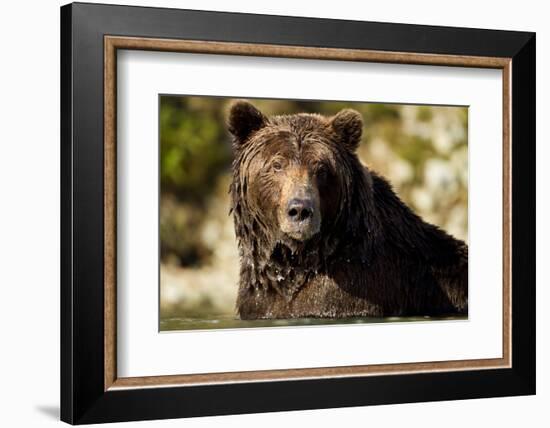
[160,314,467,332]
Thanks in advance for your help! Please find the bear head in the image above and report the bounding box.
[228,101,379,294]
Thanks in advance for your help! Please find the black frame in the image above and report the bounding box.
[61,2,536,424]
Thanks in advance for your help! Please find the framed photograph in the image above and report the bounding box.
[60,2,535,424]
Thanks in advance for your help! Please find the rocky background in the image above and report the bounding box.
[160,96,468,322]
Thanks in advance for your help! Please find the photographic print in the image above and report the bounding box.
[160,96,469,331]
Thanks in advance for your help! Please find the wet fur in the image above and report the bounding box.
[229,103,468,319]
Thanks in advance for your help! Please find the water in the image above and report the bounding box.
[160,314,467,332]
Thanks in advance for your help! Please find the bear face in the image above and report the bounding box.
[229,101,367,246]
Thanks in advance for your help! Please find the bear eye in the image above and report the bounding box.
[272,161,283,172]
[316,165,329,179]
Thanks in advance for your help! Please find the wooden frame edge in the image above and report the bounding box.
[103,35,513,391]
[105,36,510,68]
[110,358,508,390]
[104,36,117,390]
[502,61,512,369]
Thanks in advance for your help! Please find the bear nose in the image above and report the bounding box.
[287,198,314,222]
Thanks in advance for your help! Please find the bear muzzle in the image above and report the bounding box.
[279,196,321,241]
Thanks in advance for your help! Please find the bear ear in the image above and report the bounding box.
[330,109,363,151]
[228,101,268,144]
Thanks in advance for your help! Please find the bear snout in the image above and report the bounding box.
[287,198,314,222]
[279,193,321,241]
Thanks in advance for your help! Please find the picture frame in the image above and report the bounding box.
[60,2,535,424]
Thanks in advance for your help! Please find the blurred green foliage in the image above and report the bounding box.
[160,96,232,202]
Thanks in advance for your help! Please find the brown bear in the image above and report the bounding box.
[228,101,468,320]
